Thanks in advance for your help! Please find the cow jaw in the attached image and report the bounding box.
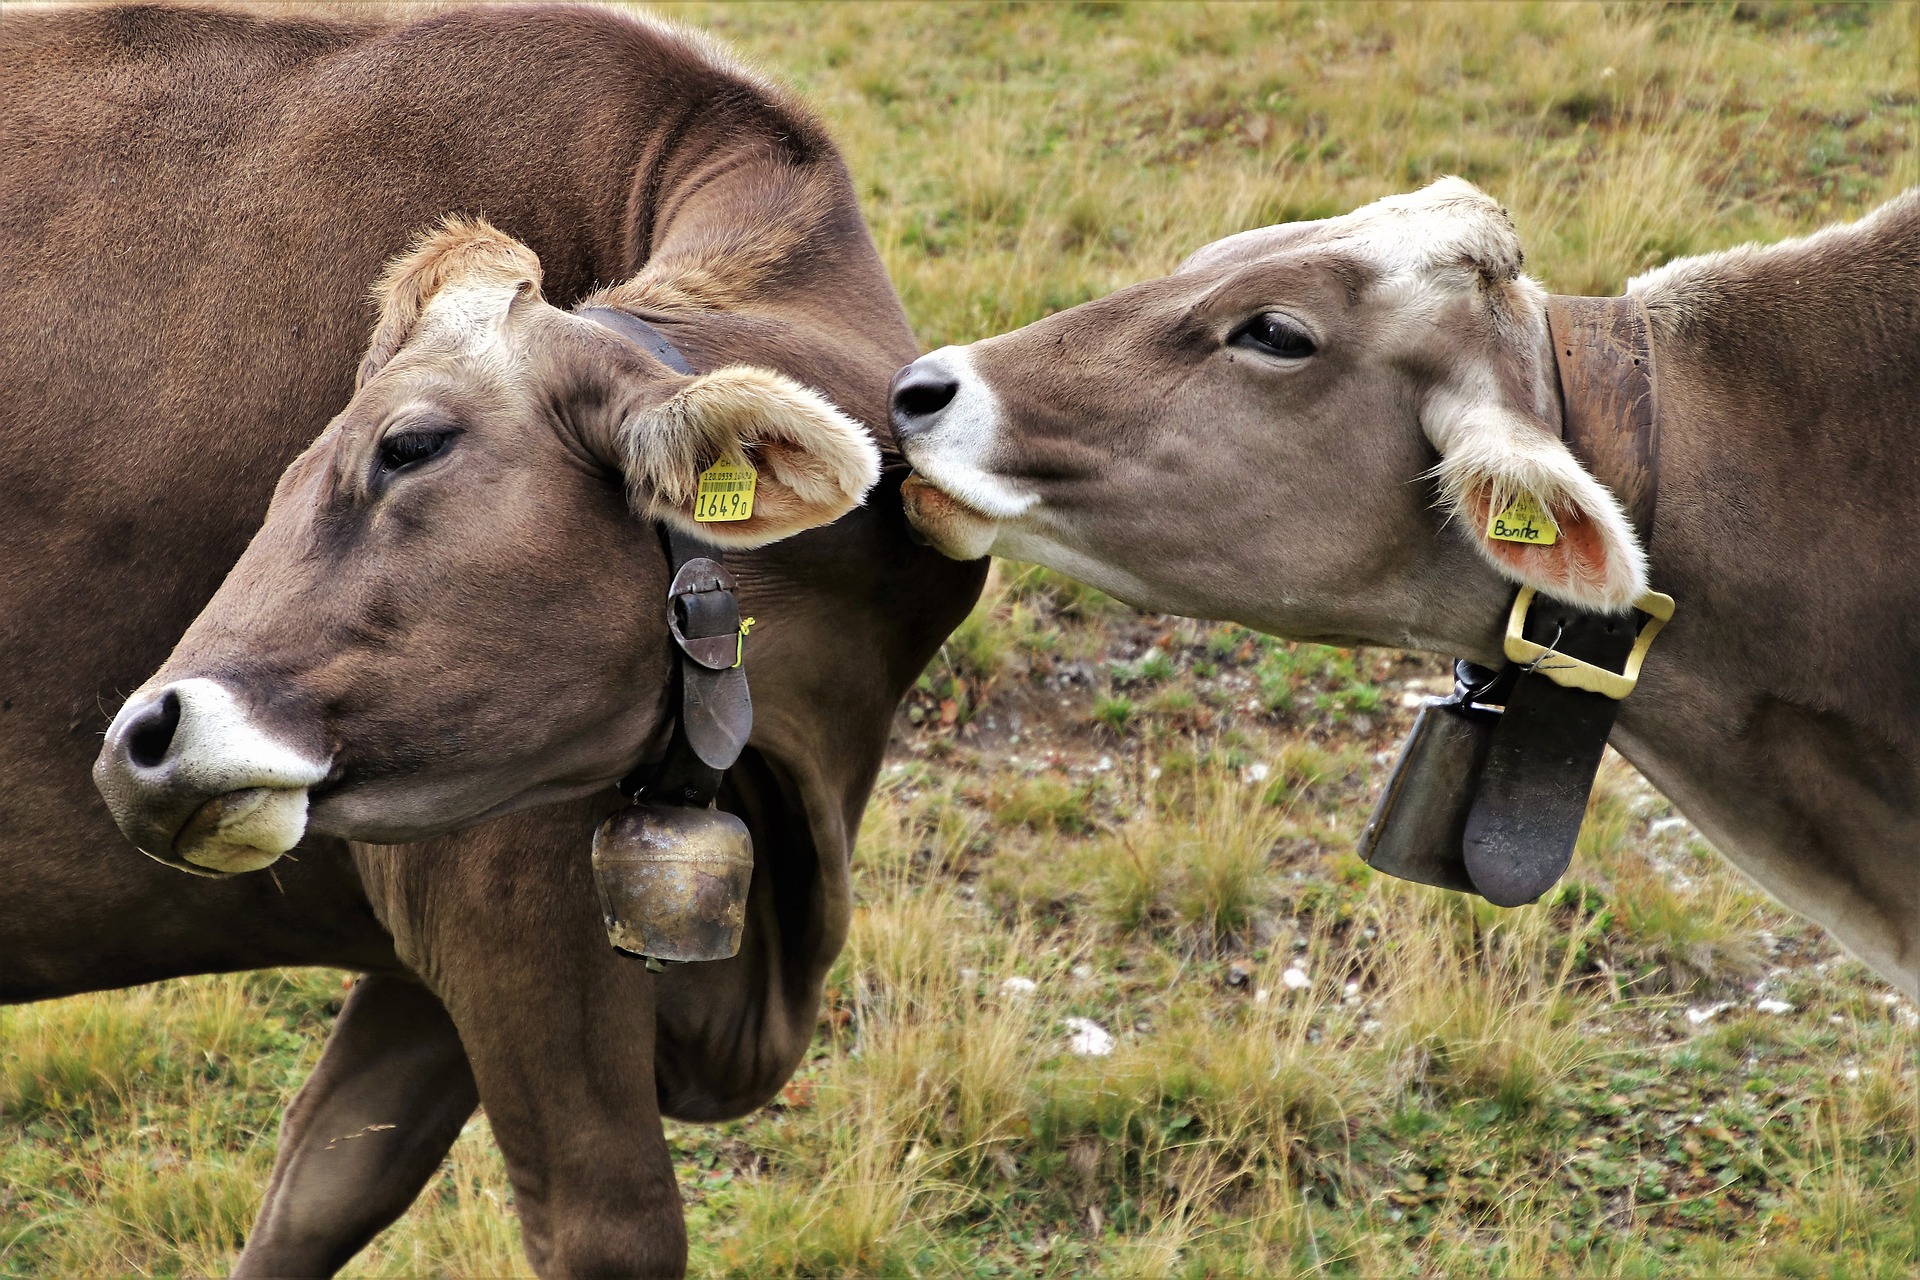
[175,786,310,875]
[900,475,999,560]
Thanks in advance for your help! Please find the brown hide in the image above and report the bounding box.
[0,5,983,1275]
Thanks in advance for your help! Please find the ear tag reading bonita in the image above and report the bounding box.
[694,460,757,523]
[1486,491,1560,546]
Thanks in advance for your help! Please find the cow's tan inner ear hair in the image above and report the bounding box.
[1452,467,1646,612]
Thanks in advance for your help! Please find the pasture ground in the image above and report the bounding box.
[3,2,1917,1276]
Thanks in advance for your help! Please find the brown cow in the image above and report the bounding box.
[892,179,1920,999]
[2,4,981,1276]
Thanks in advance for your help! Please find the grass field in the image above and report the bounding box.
[4,2,1918,1276]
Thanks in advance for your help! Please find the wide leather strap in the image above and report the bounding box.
[578,306,697,378]
[577,305,754,810]
[1549,295,1659,536]
[1459,294,1660,905]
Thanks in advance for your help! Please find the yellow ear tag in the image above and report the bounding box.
[693,460,757,523]
[1486,491,1559,546]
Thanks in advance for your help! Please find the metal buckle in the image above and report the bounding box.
[1503,587,1675,700]
[666,559,747,671]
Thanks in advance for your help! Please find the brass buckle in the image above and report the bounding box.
[1503,587,1675,700]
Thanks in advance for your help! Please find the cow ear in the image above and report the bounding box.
[1425,398,1648,611]
[616,365,883,548]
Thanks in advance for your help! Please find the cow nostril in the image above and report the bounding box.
[895,376,958,418]
[889,367,960,436]
[126,690,183,769]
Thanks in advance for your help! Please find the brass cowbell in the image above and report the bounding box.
[592,803,754,963]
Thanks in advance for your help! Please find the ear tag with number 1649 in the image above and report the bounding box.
[694,460,757,523]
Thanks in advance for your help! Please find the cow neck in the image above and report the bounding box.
[576,305,754,810]
[1360,293,1671,909]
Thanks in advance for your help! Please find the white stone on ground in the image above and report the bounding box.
[1063,1017,1114,1056]
[1685,1002,1733,1025]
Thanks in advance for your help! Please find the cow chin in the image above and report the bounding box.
[170,786,310,875]
[901,475,999,561]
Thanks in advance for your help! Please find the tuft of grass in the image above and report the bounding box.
[1161,773,1287,945]
[1092,694,1134,734]
[1261,738,1358,809]
[1111,649,1176,687]
[1001,563,1118,622]
[990,764,1290,947]
[988,776,1098,835]
[1092,831,1176,936]
[1574,760,1768,992]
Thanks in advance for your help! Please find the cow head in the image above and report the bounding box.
[892,179,1647,655]
[95,218,880,875]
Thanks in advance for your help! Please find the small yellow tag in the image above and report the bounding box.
[693,460,757,523]
[1486,491,1559,546]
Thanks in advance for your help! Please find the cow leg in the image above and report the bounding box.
[443,972,687,1278]
[235,974,478,1279]
[435,921,687,1277]
[355,813,689,1279]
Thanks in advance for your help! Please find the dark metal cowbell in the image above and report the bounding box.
[594,552,756,964]
[1357,662,1501,895]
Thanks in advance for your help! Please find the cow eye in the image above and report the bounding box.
[1232,313,1317,360]
[377,428,456,475]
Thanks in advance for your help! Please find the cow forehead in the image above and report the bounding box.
[1178,177,1521,288]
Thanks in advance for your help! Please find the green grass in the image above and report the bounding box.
[6,2,1918,1276]
[663,0,1917,345]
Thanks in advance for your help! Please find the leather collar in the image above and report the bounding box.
[1547,294,1660,541]
[577,305,695,376]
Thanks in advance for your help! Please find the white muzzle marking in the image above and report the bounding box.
[898,345,1037,520]
[102,677,331,870]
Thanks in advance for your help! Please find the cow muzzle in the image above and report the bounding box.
[93,678,331,876]
[890,348,1028,561]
